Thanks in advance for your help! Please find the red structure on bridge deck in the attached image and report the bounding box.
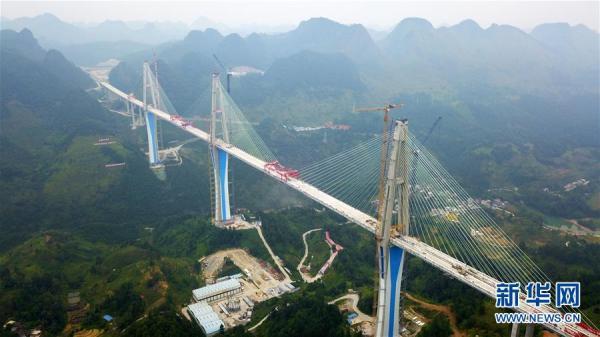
[170,114,193,128]
[264,161,300,181]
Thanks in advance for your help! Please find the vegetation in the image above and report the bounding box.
[121,305,202,337]
[416,315,452,337]
[1,17,599,337]
[304,230,331,275]
[239,285,359,337]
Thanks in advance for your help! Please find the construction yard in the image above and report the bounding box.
[195,248,296,330]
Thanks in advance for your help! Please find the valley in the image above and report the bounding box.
[1,5,599,337]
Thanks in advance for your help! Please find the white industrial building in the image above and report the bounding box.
[187,302,224,336]
[192,278,241,303]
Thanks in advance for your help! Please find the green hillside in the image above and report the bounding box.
[0,14,599,337]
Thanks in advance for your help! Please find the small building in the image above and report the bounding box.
[103,314,113,322]
[215,273,243,283]
[242,296,254,308]
[347,312,358,324]
[187,302,224,336]
[192,279,241,303]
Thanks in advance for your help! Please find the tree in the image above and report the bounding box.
[417,315,452,337]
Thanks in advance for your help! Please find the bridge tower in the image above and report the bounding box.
[142,61,161,167]
[209,73,232,224]
[375,119,410,337]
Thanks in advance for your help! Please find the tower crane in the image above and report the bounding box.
[212,54,232,94]
[354,103,403,231]
[422,116,442,145]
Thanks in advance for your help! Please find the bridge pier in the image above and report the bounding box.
[144,111,160,165]
[511,323,519,337]
[209,73,233,225]
[376,245,405,337]
[142,61,162,167]
[210,147,231,223]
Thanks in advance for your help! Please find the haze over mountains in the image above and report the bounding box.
[2,13,598,82]
[0,13,188,45]
[1,9,599,336]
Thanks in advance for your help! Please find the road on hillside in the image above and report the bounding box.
[297,228,322,283]
[329,293,374,324]
[255,225,291,282]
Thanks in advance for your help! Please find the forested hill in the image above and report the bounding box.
[0,29,309,252]
[0,29,209,252]
[1,29,94,90]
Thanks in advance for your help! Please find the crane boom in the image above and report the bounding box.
[212,54,232,93]
[422,116,442,145]
[212,54,227,72]
[355,104,402,114]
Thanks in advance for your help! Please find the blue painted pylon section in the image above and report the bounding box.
[218,148,231,221]
[385,246,405,337]
[145,111,159,165]
[210,147,231,222]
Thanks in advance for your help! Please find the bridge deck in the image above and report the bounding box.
[98,80,593,337]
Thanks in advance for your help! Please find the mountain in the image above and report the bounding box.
[104,18,381,124]
[1,29,94,89]
[268,17,381,66]
[263,50,365,92]
[1,34,113,249]
[125,17,381,73]
[0,28,46,61]
[531,22,600,69]
[0,28,309,254]
[57,40,150,66]
[1,13,82,46]
[43,49,96,89]
[378,18,599,93]
[0,29,203,251]
[1,13,187,47]
[381,17,435,45]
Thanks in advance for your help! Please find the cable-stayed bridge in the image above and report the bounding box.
[92,62,597,337]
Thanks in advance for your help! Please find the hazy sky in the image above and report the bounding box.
[2,1,598,31]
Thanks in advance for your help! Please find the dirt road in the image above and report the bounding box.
[403,292,466,337]
[329,293,374,324]
[297,228,322,282]
[255,225,291,282]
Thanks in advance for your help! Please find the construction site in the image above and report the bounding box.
[185,248,296,335]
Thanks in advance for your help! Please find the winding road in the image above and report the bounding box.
[297,228,322,282]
